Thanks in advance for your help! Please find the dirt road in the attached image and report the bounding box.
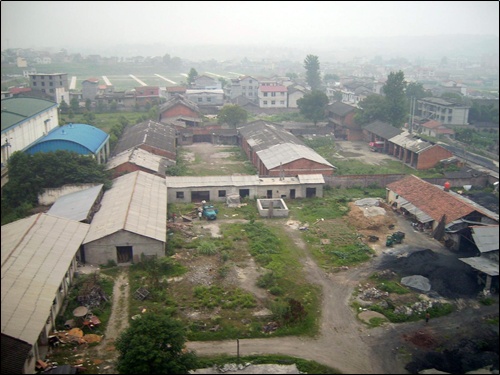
[186,213,499,374]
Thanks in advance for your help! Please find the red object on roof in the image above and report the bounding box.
[259,85,287,92]
[387,175,492,224]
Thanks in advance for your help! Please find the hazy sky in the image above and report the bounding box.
[2,1,499,52]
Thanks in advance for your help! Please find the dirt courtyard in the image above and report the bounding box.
[78,142,498,374]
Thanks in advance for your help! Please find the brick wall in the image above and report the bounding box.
[417,145,453,170]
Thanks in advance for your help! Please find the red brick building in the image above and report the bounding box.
[239,121,336,177]
[326,102,362,140]
[158,95,202,127]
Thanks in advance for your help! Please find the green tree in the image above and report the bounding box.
[217,104,248,128]
[286,72,298,80]
[70,97,80,113]
[115,312,197,374]
[2,150,111,224]
[405,82,428,100]
[354,95,389,125]
[218,77,228,89]
[85,98,92,111]
[297,90,329,125]
[383,70,407,128]
[304,55,321,90]
[187,68,198,86]
[59,99,69,114]
[110,100,118,112]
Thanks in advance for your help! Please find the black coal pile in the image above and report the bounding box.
[378,248,482,299]
[405,328,499,374]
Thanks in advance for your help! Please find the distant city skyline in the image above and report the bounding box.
[2,1,499,61]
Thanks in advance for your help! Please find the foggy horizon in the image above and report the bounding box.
[2,1,499,62]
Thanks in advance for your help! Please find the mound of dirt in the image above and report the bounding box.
[346,201,396,234]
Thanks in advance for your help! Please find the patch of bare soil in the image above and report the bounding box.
[345,201,397,242]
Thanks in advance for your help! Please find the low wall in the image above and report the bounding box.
[325,174,492,189]
[257,198,289,217]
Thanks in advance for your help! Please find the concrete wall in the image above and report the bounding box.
[38,183,101,205]
[167,182,324,203]
[1,105,59,166]
[257,198,289,217]
[83,230,165,265]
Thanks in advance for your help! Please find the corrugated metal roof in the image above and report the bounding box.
[1,97,58,132]
[397,197,434,223]
[1,214,89,345]
[257,143,334,170]
[25,123,109,155]
[106,148,167,174]
[364,120,402,139]
[112,120,176,156]
[165,175,260,188]
[238,121,302,152]
[47,184,103,222]
[83,171,167,244]
[389,131,433,153]
[471,226,499,253]
[459,256,499,276]
[297,174,325,184]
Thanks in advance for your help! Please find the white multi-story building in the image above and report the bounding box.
[417,97,470,127]
[258,85,288,108]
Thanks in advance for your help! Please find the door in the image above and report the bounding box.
[116,246,133,263]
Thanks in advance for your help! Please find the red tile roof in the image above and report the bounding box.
[421,120,442,129]
[386,175,478,224]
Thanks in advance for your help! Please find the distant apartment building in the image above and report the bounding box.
[185,89,224,106]
[416,97,470,127]
[226,76,259,102]
[258,85,288,108]
[81,78,100,101]
[29,73,69,105]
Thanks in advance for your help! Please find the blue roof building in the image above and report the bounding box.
[24,123,110,164]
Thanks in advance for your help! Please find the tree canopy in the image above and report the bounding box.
[297,90,329,125]
[304,55,321,91]
[382,70,408,127]
[115,312,197,374]
[1,150,112,224]
[354,94,389,125]
[187,68,198,86]
[217,104,248,128]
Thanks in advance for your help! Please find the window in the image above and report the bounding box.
[207,97,212,102]
[49,82,53,86]
[218,190,226,197]
[33,82,37,86]
[280,101,285,105]
[176,191,184,199]
[271,92,276,97]
[263,100,268,105]
[198,97,202,102]
[42,82,45,86]
[271,100,275,105]
[264,92,268,97]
